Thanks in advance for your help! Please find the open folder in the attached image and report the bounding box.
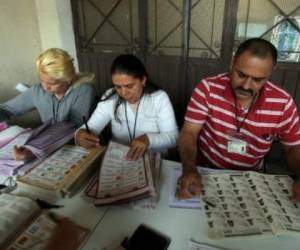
[0,193,88,250]
[84,141,161,206]
[16,145,105,202]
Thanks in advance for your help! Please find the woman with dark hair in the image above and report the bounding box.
[75,54,178,160]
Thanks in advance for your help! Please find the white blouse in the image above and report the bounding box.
[85,89,178,151]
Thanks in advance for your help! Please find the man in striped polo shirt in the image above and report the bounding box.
[177,38,300,202]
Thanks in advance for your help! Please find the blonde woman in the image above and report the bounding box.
[0,48,95,127]
[0,48,95,161]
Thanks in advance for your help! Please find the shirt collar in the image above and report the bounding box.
[54,85,73,100]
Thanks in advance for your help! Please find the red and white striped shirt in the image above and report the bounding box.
[185,73,300,170]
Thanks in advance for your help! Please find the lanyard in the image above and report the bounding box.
[234,94,256,133]
[125,100,141,142]
[52,96,61,124]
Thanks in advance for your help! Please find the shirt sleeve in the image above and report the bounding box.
[184,79,210,125]
[0,87,36,121]
[70,84,96,127]
[277,96,300,146]
[146,91,179,150]
[85,99,113,135]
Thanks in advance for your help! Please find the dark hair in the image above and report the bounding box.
[234,38,278,65]
[104,54,160,122]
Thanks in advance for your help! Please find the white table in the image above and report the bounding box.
[0,174,109,241]
[2,160,300,250]
[54,190,109,231]
[80,160,300,250]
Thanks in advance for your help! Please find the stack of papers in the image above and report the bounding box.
[188,239,234,250]
[24,121,76,158]
[0,121,76,176]
[169,167,201,209]
[0,130,33,175]
[0,125,29,148]
[0,193,89,250]
[84,141,161,206]
[17,145,104,202]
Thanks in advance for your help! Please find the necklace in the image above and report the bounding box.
[234,94,256,133]
[52,95,61,124]
[125,99,141,141]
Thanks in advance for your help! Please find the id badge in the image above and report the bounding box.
[227,132,247,155]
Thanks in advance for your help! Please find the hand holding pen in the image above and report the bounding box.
[83,116,91,133]
[75,116,100,149]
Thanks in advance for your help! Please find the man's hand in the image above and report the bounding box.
[126,134,149,161]
[177,168,202,199]
[75,129,100,149]
[292,178,300,202]
[13,146,34,161]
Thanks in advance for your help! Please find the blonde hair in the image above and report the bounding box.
[36,48,76,83]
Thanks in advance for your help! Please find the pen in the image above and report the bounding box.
[36,199,64,209]
[203,198,216,208]
[82,116,90,133]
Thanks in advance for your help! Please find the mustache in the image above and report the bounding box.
[234,87,254,96]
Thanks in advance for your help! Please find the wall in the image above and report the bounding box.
[0,0,77,126]
[0,0,41,101]
[0,0,41,126]
[35,0,78,69]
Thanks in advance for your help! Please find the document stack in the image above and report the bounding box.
[0,125,29,148]
[0,193,88,250]
[84,141,161,206]
[0,121,76,176]
[22,120,76,159]
[16,145,105,202]
[0,126,33,175]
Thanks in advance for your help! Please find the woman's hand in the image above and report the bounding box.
[13,146,34,161]
[75,128,100,149]
[126,134,149,161]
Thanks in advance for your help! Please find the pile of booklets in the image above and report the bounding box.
[21,120,76,158]
[0,125,29,148]
[16,145,104,203]
[0,193,88,250]
[0,121,76,176]
[83,141,161,206]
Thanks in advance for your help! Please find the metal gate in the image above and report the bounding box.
[71,0,237,125]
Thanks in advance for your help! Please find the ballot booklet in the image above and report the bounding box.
[16,145,104,202]
[84,141,160,206]
[202,171,300,239]
[0,121,76,176]
[0,193,88,250]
